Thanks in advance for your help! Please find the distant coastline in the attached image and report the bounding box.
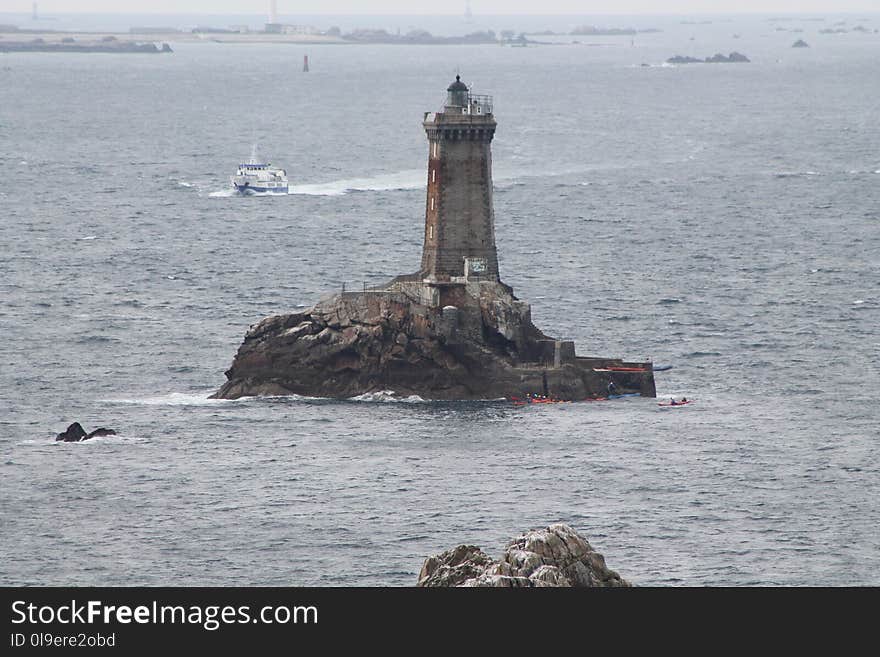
[0,36,172,53]
[0,22,666,48]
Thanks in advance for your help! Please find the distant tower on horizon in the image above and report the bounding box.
[464,1,473,22]
[269,0,278,24]
[303,54,309,72]
[420,76,499,282]
[32,2,38,20]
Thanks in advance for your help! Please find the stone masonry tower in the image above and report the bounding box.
[420,76,499,281]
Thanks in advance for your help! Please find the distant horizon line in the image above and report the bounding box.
[6,10,880,17]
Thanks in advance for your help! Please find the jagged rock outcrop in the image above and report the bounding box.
[56,422,117,442]
[212,281,654,400]
[417,523,630,587]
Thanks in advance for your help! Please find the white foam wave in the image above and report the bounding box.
[100,391,330,405]
[349,390,426,403]
[208,188,237,198]
[775,171,821,178]
[100,391,230,406]
[290,170,425,196]
[19,438,61,446]
[57,434,145,445]
[178,181,195,188]
[20,434,145,446]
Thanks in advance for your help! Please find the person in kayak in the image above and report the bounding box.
[608,381,617,396]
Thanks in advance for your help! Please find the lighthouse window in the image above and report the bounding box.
[431,169,436,183]
[429,225,434,239]
[432,142,437,157]
[430,197,435,210]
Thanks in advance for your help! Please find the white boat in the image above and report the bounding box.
[231,146,288,195]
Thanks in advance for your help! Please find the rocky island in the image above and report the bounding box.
[213,77,656,401]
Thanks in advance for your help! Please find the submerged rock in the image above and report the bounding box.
[56,422,117,442]
[417,523,630,587]
[56,422,87,442]
[86,428,117,439]
[792,39,810,48]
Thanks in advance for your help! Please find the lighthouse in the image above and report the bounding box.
[214,73,658,402]
[420,76,499,282]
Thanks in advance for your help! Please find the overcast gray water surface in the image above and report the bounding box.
[1,15,879,585]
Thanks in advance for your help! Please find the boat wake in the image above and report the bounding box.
[208,188,285,198]
[201,161,702,200]
[289,170,425,196]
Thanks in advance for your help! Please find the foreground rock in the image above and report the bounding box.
[417,523,630,587]
[56,422,117,442]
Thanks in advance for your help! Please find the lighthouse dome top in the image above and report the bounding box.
[441,75,493,115]
[446,75,470,109]
[447,75,468,92]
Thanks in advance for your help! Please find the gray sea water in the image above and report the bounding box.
[1,15,878,586]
